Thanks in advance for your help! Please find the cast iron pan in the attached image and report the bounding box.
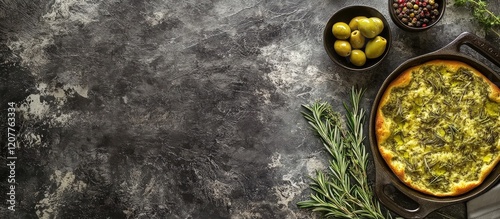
[369,32,500,219]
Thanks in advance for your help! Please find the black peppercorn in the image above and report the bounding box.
[394,0,440,28]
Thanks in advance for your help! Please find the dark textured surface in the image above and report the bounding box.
[0,0,499,218]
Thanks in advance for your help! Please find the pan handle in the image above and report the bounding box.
[375,171,451,218]
[436,32,500,67]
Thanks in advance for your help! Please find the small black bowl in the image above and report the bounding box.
[324,5,392,71]
[388,0,446,31]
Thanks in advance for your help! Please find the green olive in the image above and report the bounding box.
[349,30,365,49]
[332,22,351,40]
[369,17,384,35]
[348,16,367,31]
[357,18,378,38]
[350,50,367,66]
[334,40,352,57]
[365,36,387,59]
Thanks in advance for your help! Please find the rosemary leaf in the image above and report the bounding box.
[298,87,389,219]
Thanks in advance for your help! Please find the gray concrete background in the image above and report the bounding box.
[0,0,499,218]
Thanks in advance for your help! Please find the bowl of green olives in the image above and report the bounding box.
[324,5,392,71]
[389,0,445,31]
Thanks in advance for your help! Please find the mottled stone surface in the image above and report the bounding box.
[0,0,498,218]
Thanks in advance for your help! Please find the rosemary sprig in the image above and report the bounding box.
[297,87,388,219]
[454,0,500,37]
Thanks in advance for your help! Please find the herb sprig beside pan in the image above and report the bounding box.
[455,0,500,37]
[297,87,391,219]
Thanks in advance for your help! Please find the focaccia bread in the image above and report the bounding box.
[376,60,500,197]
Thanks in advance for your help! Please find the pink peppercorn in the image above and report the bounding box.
[394,0,440,28]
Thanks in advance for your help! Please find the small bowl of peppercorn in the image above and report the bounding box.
[389,0,446,31]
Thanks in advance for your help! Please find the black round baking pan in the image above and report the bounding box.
[369,32,500,219]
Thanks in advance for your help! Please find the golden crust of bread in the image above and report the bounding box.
[376,60,500,197]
